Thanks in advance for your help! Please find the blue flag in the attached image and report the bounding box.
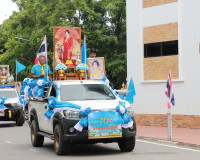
[125,77,136,104]
[81,35,87,64]
[16,61,26,74]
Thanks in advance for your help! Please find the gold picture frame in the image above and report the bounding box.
[87,57,106,80]
[14,82,22,95]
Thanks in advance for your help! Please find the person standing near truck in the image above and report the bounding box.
[89,48,97,58]
[30,56,52,81]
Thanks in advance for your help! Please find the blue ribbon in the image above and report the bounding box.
[44,98,92,128]
[102,77,132,125]
[21,78,33,96]
[20,85,25,95]
[45,97,132,129]
[44,97,82,119]
[116,101,132,124]
[35,81,53,98]
[0,97,7,110]
[19,96,27,107]
[79,107,91,127]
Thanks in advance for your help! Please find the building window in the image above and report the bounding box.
[144,40,178,57]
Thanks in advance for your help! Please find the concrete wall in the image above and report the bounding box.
[143,2,178,27]
[127,0,200,115]
[178,0,200,115]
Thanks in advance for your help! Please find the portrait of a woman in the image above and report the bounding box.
[90,60,104,80]
[62,30,73,63]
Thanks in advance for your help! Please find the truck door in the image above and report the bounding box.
[40,84,57,134]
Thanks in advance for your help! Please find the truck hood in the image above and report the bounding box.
[4,98,19,104]
[67,99,120,111]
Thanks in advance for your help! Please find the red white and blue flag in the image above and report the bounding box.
[35,35,47,64]
[165,72,175,109]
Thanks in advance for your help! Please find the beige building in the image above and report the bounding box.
[127,0,200,128]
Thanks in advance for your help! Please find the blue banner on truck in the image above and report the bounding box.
[88,110,122,139]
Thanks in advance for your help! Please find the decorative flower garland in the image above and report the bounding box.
[76,63,88,71]
[7,76,14,82]
[55,63,67,70]
[1,79,6,84]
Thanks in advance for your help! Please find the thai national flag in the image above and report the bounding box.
[35,35,47,64]
[165,72,175,109]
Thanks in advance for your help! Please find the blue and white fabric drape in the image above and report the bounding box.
[20,78,52,100]
[44,97,91,131]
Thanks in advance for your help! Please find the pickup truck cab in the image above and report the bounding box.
[28,80,136,155]
[0,88,25,126]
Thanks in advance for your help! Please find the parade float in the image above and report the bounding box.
[0,65,25,126]
[0,27,136,155]
[23,76,136,155]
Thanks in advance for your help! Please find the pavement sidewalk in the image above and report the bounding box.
[137,126,200,146]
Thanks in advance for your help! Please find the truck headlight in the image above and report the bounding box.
[63,110,80,118]
[11,103,18,107]
[127,107,134,116]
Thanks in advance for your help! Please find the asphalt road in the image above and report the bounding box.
[1,121,200,160]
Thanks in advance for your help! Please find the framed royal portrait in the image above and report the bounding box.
[53,27,81,69]
[87,57,106,80]
[0,65,9,78]
[14,82,22,95]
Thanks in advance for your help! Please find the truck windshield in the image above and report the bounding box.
[60,84,116,101]
[0,90,18,98]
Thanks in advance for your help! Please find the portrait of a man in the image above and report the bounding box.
[87,57,106,80]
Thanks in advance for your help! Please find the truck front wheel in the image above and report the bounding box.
[118,136,135,152]
[16,110,25,126]
[31,120,44,147]
[54,124,71,155]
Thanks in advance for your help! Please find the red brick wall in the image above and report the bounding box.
[144,55,179,80]
[143,0,178,8]
[135,114,200,128]
[144,22,178,44]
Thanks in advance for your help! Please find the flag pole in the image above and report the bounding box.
[84,35,88,80]
[167,107,172,140]
[16,62,17,82]
[167,70,172,141]
[85,35,86,64]
[45,35,49,81]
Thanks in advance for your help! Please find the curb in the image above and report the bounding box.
[136,136,200,150]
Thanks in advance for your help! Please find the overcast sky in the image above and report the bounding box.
[0,0,18,24]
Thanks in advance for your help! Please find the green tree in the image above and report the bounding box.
[0,0,127,88]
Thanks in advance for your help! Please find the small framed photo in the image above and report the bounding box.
[0,65,9,78]
[87,57,106,80]
[14,82,22,95]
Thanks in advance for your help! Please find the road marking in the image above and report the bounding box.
[29,148,37,152]
[5,141,12,144]
[137,139,200,153]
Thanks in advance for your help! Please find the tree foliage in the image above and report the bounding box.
[0,0,126,88]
